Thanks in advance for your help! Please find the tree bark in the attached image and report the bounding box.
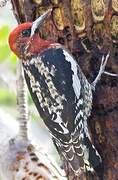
[10,0,118,179]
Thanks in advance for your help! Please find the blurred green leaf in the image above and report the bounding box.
[9,52,17,72]
[0,25,10,45]
[0,44,11,61]
[10,52,17,64]
[0,88,16,106]
[0,25,12,62]
[28,94,33,105]
[31,113,39,121]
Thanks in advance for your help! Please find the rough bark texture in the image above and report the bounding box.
[10,0,118,179]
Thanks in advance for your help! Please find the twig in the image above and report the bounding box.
[91,53,110,90]
[0,0,9,7]
[16,61,28,140]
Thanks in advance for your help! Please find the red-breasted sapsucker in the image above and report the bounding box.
[9,10,104,175]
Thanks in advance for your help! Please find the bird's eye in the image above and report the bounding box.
[22,28,31,37]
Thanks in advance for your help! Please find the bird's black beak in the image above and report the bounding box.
[30,9,52,37]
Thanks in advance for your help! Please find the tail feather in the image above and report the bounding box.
[54,136,102,175]
[61,143,85,173]
[83,135,104,179]
[83,135,102,169]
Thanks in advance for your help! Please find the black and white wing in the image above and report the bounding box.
[23,46,101,173]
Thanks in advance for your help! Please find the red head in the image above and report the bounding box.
[9,10,52,59]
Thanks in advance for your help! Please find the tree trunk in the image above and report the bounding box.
[10,0,118,179]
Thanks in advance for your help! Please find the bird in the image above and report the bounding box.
[9,9,109,175]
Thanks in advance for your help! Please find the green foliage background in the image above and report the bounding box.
[0,25,17,109]
[0,4,60,164]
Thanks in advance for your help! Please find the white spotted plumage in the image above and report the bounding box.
[23,45,102,174]
[63,50,81,99]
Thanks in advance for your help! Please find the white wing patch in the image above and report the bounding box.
[63,50,81,99]
[54,111,69,134]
